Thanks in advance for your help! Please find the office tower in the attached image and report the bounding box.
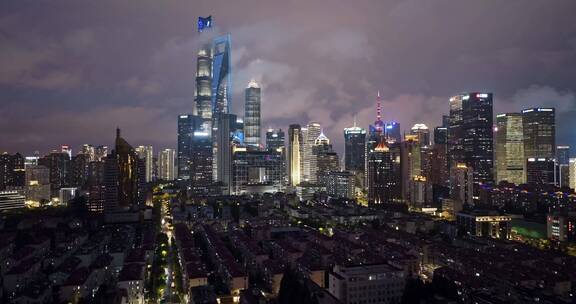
[215,113,237,191]
[103,153,119,212]
[177,114,203,180]
[557,146,570,187]
[570,158,576,190]
[310,133,340,185]
[0,153,25,191]
[463,93,494,184]
[557,146,570,165]
[24,155,39,168]
[522,108,555,159]
[385,122,401,143]
[88,161,105,213]
[442,115,450,128]
[25,165,51,204]
[110,128,139,211]
[152,156,158,182]
[244,80,261,148]
[367,141,401,204]
[82,144,96,161]
[344,123,366,172]
[410,123,430,146]
[324,171,355,199]
[401,135,422,201]
[526,158,556,185]
[266,128,285,151]
[448,94,465,167]
[135,145,154,182]
[231,148,285,195]
[39,151,71,197]
[302,122,321,182]
[449,164,474,206]
[158,149,176,181]
[61,145,72,160]
[211,34,232,116]
[190,130,213,187]
[287,124,302,186]
[434,126,448,145]
[0,191,25,211]
[449,93,494,184]
[495,113,525,185]
[430,143,449,187]
[70,153,90,187]
[409,175,433,208]
[432,123,449,187]
[95,145,108,161]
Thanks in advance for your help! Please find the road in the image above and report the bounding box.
[160,198,180,304]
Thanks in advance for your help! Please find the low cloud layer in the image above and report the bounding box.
[1,0,576,155]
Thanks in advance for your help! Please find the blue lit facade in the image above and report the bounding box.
[211,34,232,116]
[197,16,212,32]
[385,122,401,143]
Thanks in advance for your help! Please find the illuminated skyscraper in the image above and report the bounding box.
[410,124,430,146]
[82,144,96,162]
[344,122,366,173]
[569,158,576,190]
[449,93,494,185]
[135,145,154,182]
[95,145,108,162]
[158,149,175,181]
[211,34,232,116]
[522,107,555,159]
[495,113,525,185]
[385,122,401,143]
[266,128,285,151]
[177,114,203,180]
[401,135,422,201]
[313,131,339,184]
[39,151,71,197]
[195,17,213,122]
[302,122,321,182]
[449,163,474,206]
[190,130,213,187]
[433,126,448,145]
[244,80,261,148]
[462,93,494,184]
[61,145,72,160]
[0,153,24,191]
[287,124,302,186]
[557,145,570,187]
[448,94,465,167]
[557,145,570,165]
[88,161,105,213]
[367,140,401,204]
[526,158,555,185]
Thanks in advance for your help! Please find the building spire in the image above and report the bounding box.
[353,114,357,128]
[116,127,120,139]
[376,91,382,123]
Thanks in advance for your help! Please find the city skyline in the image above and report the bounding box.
[3,3,576,304]
[2,1,576,155]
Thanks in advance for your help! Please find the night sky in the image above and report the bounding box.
[1,0,576,156]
